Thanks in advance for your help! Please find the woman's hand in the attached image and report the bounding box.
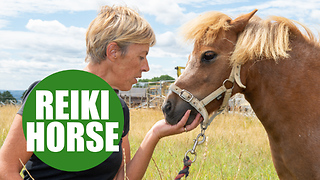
[151,110,203,139]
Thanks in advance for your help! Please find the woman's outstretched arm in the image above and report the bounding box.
[115,110,202,180]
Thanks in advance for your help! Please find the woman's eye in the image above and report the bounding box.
[201,51,217,62]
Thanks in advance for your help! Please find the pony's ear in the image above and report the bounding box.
[230,9,258,33]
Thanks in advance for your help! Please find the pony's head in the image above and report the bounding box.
[162,8,316,125]
[162,10,258,125]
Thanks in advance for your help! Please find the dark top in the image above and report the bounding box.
[18,81,130,180]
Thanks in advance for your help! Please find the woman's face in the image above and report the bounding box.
[113,43,150,91]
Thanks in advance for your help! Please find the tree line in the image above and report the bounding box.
[138,75,175,82]
[0,91,17,103]
[0,75,175,103]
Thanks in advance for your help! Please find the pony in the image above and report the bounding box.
[162,9,320,180]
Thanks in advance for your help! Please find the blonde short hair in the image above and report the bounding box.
[85,5,156,63]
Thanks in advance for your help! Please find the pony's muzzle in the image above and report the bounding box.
[162,93,198,125]
[162,100,172,116]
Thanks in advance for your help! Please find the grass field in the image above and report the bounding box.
[0,105,20,147]
[130,109,278,180]
[0,105,279,179]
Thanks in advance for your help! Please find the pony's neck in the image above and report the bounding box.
[241,46,320,139]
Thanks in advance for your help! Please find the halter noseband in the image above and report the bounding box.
[169,64,246,130]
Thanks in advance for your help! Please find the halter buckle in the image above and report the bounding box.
[223,79,234,90]
[179,89,194,103]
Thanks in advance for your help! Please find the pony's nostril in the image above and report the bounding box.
[162,101,172,114]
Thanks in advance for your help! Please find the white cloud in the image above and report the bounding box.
[311,10,320,20]
[0,0,196,25]
[0,57,86,90]
[150,31,192,59]
[0,50,11,59]
[0,59,55,90]
[2,0,320,90]
[224,0,320,24]
[0,0,104,17]
[1,0,320,26]
[0,30,85,62]
[113,0,199,25]
[156,31,177,47]
[142,2,197,25]
[0,18,87,89]
[26,19,86,38]
[149,47,187,58]
[0,19,86,58]
[0,19,8,29]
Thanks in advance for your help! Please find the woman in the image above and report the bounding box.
[0,5,202,180]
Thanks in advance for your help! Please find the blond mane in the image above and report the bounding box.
[181,11,320,65]
[181,11,232,45]
[230,16,319,65]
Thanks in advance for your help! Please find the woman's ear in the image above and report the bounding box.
[106,42,120,62]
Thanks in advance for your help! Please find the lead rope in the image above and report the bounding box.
[175,129,206,179]
[174,156,192,180]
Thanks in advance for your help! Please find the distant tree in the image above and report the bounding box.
[138,79,149,82]
[0,91,17,103]
[138,75,175,82]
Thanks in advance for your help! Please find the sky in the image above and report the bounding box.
[1,0,320,90]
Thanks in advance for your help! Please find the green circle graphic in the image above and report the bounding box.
[22,70,124,171]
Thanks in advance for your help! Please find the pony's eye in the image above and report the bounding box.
[201,51,217,62]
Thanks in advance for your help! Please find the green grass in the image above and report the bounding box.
[0,106,278,179]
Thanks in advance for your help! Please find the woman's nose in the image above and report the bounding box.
[142,59,150,72]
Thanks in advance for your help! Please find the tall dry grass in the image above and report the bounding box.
[0,106,278,179]
[129,109,279,180]
[0,105,20,147]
